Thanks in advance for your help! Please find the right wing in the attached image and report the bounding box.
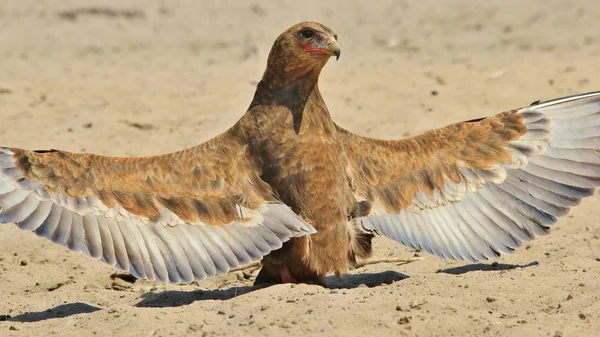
[0,128,315,283]
[339,92,600,262]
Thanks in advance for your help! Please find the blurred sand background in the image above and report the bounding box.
[1,0,600,336]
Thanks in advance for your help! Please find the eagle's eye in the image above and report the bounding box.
[299,29,314,40]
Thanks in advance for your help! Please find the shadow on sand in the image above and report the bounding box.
[1,270,410,316]
[136,270,408,307]
[4,302,101,323]
[440,261,539,275]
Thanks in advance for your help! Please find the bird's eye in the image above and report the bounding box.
[299,29,314,40]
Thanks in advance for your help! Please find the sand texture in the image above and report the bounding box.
[1,1,600,336]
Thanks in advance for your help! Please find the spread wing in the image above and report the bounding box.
[0,129,315,283]
[340,92,600,262]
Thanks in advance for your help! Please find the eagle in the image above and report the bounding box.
[2,21,600,285]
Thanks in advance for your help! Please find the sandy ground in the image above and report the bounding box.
[1,0,600,336]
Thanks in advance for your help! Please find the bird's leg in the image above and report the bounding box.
[279,265,297,283]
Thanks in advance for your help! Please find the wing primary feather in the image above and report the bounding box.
[522,163,600,188]
[0,189,30,209]
[510,169,593,199]
[422,210,454,259]
[95,216,117,266]
[436,206,476,262]
[404,211,434,255]
[192,226,231,275]
[261,213,294,238]
[115,218,149,279]
[486,184,553,237]
[179,225,216,278]
[453,196,509,256]
[166,226,206,282]
[18,199,52,231]
[82,214,103,259]
[239,226,273,255]
[51,208,72,246]
[105,217,131,272]
[0,181,16,194]
[391,213,412,247]
[35,204,62,238]
[445,204,491,260]
[224,224,263,262]
[469,191,532,242]
[149,223,181,283]
[67,214,85,252]
[127,221,156,281]
[429,208,464,260]
[214,226,252,265]
[505,173,579,208]
[461,193,517,253]
[136,223,170,282]
[0,193,40,223]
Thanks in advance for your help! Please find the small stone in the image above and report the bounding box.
[110,279,132,291]
[83,284,100,292]
[579,313,586,320]
[260,305,269,311]
[409,299,427,309]
[188,324,202,332]
[20,260,27,266]
[486,297,496,303]
[554,331,563,337]
[48,282,66,292]
[567,294,573,300]
[397,316,411,325]
[217,310,226,315]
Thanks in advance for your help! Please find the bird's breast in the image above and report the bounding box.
[257,133,354,229]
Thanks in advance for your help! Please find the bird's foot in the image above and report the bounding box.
[279,266,297,283]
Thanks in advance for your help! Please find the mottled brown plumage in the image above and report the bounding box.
[3,21,600,285]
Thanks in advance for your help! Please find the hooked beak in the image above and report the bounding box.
[326,36,341,60]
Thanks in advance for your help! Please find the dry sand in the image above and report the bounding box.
[1,0,600,336]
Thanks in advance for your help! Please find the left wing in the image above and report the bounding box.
[0,129,315,284]
[339,92,600,262]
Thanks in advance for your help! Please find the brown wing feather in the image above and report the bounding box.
[13,131,271,225]
[0,127,315,283]
[339,110,526,214]
[340,92,600,262]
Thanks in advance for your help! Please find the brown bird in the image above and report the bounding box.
[2,21,600,285]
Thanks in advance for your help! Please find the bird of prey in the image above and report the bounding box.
[2,21,600,285]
